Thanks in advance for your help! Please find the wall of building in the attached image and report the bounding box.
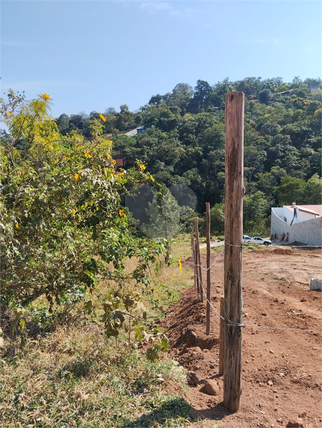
[280,206,317,226]
[271,208,322,247]
[297,210,316,222]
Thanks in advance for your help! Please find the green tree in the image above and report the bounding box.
[304,174,322,204]
[210,203,225,235]
[243,191,269,234]
[273,176,306,206]
[0,92,167,309]
[142,187,193,239]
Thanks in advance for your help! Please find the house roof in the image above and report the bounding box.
[285,205,322,217]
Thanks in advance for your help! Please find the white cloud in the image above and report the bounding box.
[140,1,198,21]
[140,2,172,13]
[251,38,282,45]
[169,7,196,20]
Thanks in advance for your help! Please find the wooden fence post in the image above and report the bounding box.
[191,230,197,290]
[194,221,200,295]
[195,219,203,302]
[223,91,244,412]
[206,202,211,335]
[219,296,225,376]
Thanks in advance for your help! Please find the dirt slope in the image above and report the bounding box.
[161,246,322,428]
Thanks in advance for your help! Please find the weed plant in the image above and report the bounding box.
[0,322,190,427]
[0,235,197,428]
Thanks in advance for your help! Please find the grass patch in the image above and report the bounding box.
[0,324,190,428]
[0,234,198,428]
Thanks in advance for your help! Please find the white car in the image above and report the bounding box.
[250,236,272,246]
[243,235,252,243]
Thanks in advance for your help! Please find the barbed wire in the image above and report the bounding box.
[192,250,322,334]
[194,248,224,272]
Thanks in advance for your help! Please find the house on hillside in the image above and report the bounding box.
[123,126,145,137]
[308,85,322,94]
[271,204,322,247]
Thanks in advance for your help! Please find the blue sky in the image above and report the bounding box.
[1,0,321,119]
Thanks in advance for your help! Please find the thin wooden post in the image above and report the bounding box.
[219,296,225,376]
[195,219,203,302]
[206,202,211,335]
[194,222,200,295]
[191,230,197,290]
[223,92,244,412]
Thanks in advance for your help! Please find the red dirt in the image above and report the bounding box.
[161,246,322,428]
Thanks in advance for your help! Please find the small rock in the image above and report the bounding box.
[279,372,285,377]
[298,412,306,418]
[209,364,215,369]
[269,350,274,354]
[267,380,273,386]
[273,389,277,393]
[276,418,283,424]
[204,379,220,396]
[188,371,199,386]
[286,421,304,428]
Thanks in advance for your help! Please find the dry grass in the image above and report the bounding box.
[0,322,190,427]
[0,234,201,427]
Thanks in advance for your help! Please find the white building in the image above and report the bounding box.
[271,204,322,247]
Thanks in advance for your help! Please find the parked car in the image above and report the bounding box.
[250,236,272,246]
[243,235,252,243]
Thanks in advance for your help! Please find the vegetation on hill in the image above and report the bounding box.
[55,76,322,235]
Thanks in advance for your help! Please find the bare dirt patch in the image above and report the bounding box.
[161,247,322,428]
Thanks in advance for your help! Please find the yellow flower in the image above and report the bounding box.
[113,159,116,165]
[150,174,154,182]
[106,152,110,159]
[140,164,146,170]
[119,209,124,217]
[99,113,106,122]
[74,173,79,181]
[15,223,20,229]
[8,110,13,114]
[72,209,77,214]
[178,260,182,270]
[40,93,50,101]
[84,150,92,159]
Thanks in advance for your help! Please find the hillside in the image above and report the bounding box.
[56,77,322,234]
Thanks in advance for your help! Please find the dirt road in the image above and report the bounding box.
[162,246,322,428]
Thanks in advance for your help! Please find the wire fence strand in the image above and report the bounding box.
[192,242,322,334]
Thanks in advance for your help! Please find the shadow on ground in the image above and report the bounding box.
[119,396,232,427]
[189,401,232,424]
[119,397,191,427]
